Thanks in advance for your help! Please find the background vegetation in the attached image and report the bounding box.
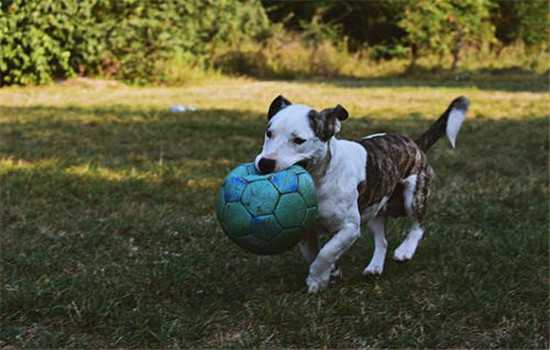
[1,0,548,85]
[1,1,548,348]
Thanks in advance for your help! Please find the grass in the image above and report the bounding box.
[0,75,548,348]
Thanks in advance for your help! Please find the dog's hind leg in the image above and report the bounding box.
[363,216,387,275]
[394,221,424,261]
[393,167,432,261]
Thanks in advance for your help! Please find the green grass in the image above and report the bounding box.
[1,77,548,348]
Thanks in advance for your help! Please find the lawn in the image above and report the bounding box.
[1,76,548,348]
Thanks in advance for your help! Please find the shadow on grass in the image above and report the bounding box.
[318,70,549,92]
[1,104,549,348]
[0,105,266,169]
[231,64,549,93]
[0,104,547,169]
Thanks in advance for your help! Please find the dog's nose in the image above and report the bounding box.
[258,158,276,173]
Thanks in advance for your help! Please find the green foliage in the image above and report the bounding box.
[491,0,549,49]
[213,31,356,79]
[262,0,408,50]
[400,0,494,69]
[0,0,546,86]
[515,0,549,49]
[370,44,409,61]
[399,0,450,58]
[0,0,270,85]
[0,1,75,85]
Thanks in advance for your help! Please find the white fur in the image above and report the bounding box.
[255,102,367,293]
[363,216,387,275]
[306,139,366,293]
[446,109,465,148]
[362,133,386,139]
[255,104,321,172]
[255,100,432,293]
[314,139,366,231]
[402,175,418,216]
[394,222,424,261]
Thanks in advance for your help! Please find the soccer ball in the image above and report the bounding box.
[216,162,318,255]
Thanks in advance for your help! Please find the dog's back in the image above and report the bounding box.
[356,134,430,218]
[356,96,469,222]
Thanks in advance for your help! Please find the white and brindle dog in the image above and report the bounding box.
[254,95,469,293]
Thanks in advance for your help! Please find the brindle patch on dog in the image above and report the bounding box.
[356,134,432,220]
[308,105,348,142]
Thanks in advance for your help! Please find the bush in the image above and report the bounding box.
[370,44,409,61]
[213,18,357,80]
[0,0,270,86]
[1,1,75,85]
[213,33,354,79]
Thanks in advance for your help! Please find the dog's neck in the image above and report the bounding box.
[305,137,335,183]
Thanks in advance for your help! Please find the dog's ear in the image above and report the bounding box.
[330,104,349,121]
[267,95,291,120]
[309,104,349,141]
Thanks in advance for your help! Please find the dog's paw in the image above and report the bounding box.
[362,261,384,275]
[393,241,417,262]
[306,272,330,294]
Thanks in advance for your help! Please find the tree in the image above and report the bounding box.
[399,0,451,70]
[399,0,495,71]
[446,0,495,70]
[515,0,549,50]
[491,0,549,51]
[261,0,408,50]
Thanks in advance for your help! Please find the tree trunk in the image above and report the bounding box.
[407,43,419,73]
[451,37,464,71]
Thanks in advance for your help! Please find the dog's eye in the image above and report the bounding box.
[266,130,272,138]
[293,137,306,145]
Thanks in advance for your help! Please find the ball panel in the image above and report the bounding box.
[303,206,318,227]
[250,214,282,242]
[269,227,304,254]
[270,171,299,194]
[274,193,306,228]
[217,163,318,255]
[227,162,257,178]
[241,180,279,216]
[244,163,258,175]
[243,174,266,183]
[222,202,251,237]
[223,176,247,202]
[298,173,317,207]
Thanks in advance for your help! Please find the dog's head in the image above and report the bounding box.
[255,95,348,173]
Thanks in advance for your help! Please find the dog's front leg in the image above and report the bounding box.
[306,221,360,293]
[299,228,343,279]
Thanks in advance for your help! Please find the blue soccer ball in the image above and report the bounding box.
[216,163,318,255]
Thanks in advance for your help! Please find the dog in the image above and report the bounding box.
[255,95,469,293]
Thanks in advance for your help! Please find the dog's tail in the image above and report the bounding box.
[415,96,469,152]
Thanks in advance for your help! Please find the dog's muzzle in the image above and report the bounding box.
[258,158,276,173]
